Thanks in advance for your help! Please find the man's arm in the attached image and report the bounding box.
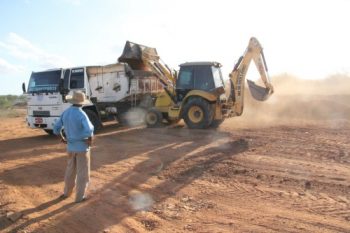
[53,115,67,144]
[81,112,94,146]
[53,115,63,136]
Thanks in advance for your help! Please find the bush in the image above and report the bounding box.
[0,95,26,109]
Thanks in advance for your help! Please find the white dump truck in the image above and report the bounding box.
[22,62,163,134]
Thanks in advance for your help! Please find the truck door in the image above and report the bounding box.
[70,68,85,90]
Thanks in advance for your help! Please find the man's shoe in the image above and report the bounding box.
[59,194,68,199]
[75,197,88,203]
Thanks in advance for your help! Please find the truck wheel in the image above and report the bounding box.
[145,108,163,128]
[84,109,102,132]
[44,129,54,135]
[183,97,213,129]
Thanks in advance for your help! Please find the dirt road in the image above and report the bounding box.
[0,113,349,232]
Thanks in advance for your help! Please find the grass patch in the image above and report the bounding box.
[0,108,26,118]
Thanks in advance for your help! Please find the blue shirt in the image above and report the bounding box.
[53,106,94,152]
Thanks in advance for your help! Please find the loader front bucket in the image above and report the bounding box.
[118,41,158,70]
[247,79,272,101]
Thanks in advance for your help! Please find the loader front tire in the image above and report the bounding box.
[183,97,213,129]
[145,108,163,128]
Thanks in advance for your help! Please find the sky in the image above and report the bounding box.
[1,0,350,95]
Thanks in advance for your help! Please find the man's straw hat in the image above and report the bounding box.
[66,91,90,105]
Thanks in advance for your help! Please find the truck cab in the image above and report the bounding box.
[25,67,92,134]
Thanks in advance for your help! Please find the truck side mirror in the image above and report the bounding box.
[22,82,26,93]
[59,79,69,95]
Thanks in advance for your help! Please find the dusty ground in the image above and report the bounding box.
[0,105,349,233]
[1,75,350,233]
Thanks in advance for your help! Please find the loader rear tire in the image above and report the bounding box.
[183,97,213,129]
[145,108,163,128]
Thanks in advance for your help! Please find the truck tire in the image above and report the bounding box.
[183,97,213,129]
[145,108,163,128]
[44,129,54,135]
[84,109,102,132]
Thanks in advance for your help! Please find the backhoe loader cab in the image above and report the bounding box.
[145,62,228,129]
[176,62,225,102]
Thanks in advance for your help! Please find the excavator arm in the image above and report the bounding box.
[228,37,274,116]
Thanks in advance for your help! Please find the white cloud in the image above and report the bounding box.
[0,57,24,74]
[0,32,73,69]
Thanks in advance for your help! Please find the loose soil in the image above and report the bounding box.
[2,76,350,232]
[0,110,349,232]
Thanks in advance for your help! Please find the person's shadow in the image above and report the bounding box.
[0,197,75,233]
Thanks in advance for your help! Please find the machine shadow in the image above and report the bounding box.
[0,124,145,186]
[3,200,75,233]
[0,134,60,162]
[38,129,248,232]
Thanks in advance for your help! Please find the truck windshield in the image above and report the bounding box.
[28,70,62,93]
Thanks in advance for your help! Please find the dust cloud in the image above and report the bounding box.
[128,191,154,211]
[232,73,350,128]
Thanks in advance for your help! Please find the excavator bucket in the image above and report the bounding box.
[118,41,159,71]
[247,79,272,101]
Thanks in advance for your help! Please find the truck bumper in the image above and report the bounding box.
[26,116,60,130]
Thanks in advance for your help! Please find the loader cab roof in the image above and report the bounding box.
[179,61,222,68]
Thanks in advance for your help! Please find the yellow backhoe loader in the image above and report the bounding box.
[118,37,274,129]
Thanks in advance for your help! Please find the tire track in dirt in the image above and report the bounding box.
[1,117,350,232]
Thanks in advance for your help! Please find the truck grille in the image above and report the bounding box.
[33,111,50,117]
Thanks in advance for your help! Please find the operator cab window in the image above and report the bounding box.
[194,66,215,91]
[176,66,194,102]
[212,66,224,88]
[177,67,194,89]
[70,68,84,89]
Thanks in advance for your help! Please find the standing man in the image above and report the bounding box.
[53,91,94,203]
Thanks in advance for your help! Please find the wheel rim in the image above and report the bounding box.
[146,112,157,125]
[188,106,204,123]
